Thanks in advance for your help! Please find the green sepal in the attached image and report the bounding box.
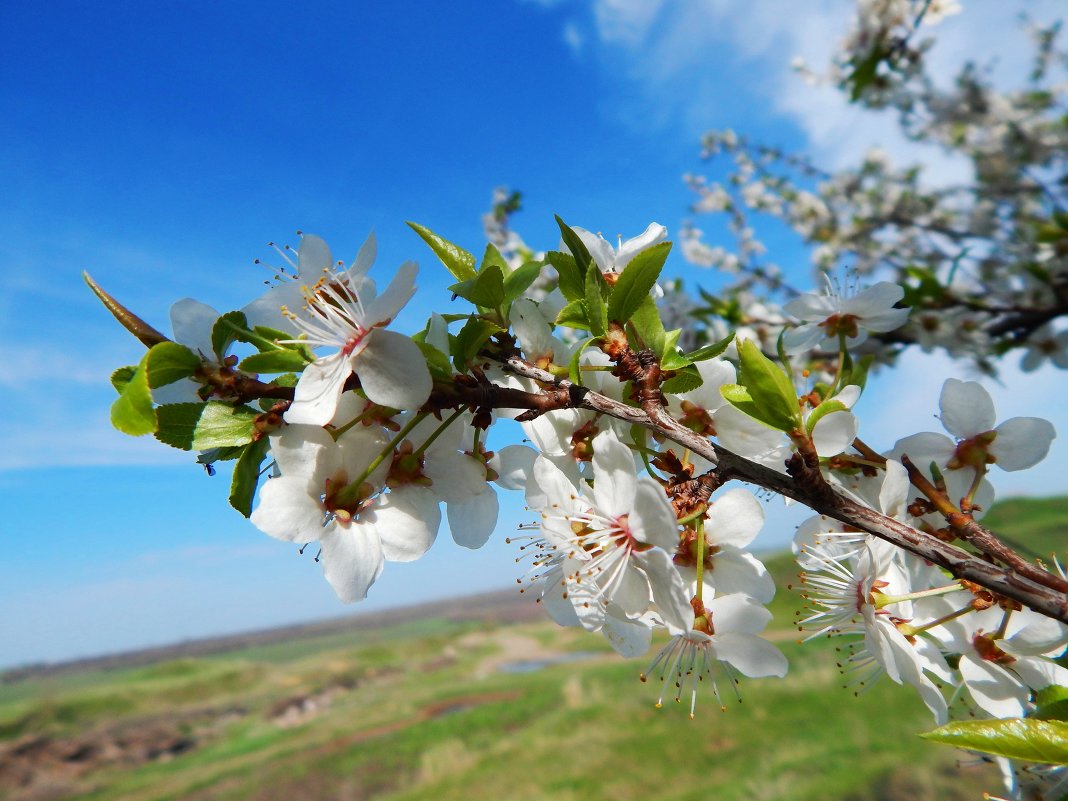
[567,337,598,385]
[607,241,670,324]
[212,311,249,359]
[146,341,201,389]
[584,267,609,337]
[238,349,310,375]
[453,318,503,370]
[546,251,584,302]
[449,264,505,310]
[229,437,271,518]
[920,718,1068,765]
[555,300,590,331]
[662,365,703,395]
[503,261,543,303]
[805,399,848,435]
[407,222,477,281]
[734,339,801,432]
[111,365,137,394]
[154,402,260,451]
[685,333,734,363]
[110,353,156,436]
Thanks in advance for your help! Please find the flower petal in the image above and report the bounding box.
[711,631,787,678]
[991,417,1056,471]
[448,488,499,549]
[319,523,384,603]
[285,350,353,427]
[591,429,637,516]
[939,379,995,438]
[629,479,678,550]
[355,329,432,410]
[705,488,764,549]
[370,487,439,562]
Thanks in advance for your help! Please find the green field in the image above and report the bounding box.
[3,495,1064,801]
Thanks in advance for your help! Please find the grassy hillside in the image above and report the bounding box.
[3,495,1064,801]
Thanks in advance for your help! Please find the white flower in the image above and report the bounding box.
[783,278,910,353]
[283,249,431,425]
[525,429,692,635]
[641,594,787,718]
[243,232,343,333]
[1020,323,1068,372]
[152,298,222,404]
[568,222,668,275]
[893,379,1056,474]
[250,424,434,602]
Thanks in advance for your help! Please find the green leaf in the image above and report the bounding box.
[145,341,201,389]
[662,365,703,395]
[503,260,543,303]
[449,264,505,309]
[845,354,874,392]
[238,349,310,374]
[110,365,136,394]
[629,295,666,354]
[685,333,734,363]
[154,402,260,451]
[555,300,590,331]
[659,329,691,371]
[607,241,670,324]
[546,250,584,302]
[567,336,599,385]
[407,222,477,281]
[1034,686,1068,721]
[921,718,1068,765]
[735,339,801,432]
[479,243,509,274]
[229,437,271,518]
[416,340,453,378]
[453,318,503,370]
[585,267,608,337]
[555,215,594,278]
[805,398,848,434]
[110,353,156,436]
[212,311,249,359]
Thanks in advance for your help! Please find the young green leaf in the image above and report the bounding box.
[229,437,271,518]
[805,398,848,435]
[449,264,505,309]
[479,243,510,274]
[415,341,454,378]
[568,336,599,385]
[110,353,156,436]
[212,311,249,359]
[154,402,260,451]
[606,241,670,323]
[555,300,590,331]
[238,349,310,374]
[453,318,503,370]
[555,215,593,277]
[145,341,202,388]
[659,329,691,371]
[407,222,477,281]
[546,250,584,302]
[110,365,137,394]
[662,365,703,395]
[736,339,801,432]
[685,333,735,363]
[629,295,666,354]
[503,260,543,303]
[585,267,608,337]
[921,718,1068,765]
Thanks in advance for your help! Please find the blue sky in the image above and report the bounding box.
[2,0,1064,667]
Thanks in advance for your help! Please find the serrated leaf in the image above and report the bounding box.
[416,341,453,378]
[407,222,477,281]
[453,318,503,370]
[546,250,584,302]
[555,300,590,331]
[607,241,670,324]
[110,354,155,436]
[555,215,593,278]
[154,402,259,451]
[736,339,801,432]
[111,365,136,394]
[659,329,690,371]
[921,718,1068,764]
[662,365,702,395]
[479,243,509,274]
[229,437,271,518]
[212,311,248,359]
[585,267,608,336]
[685,333,734,363]
[238,349,310,374]
[806,399,848,434]
[629,295,666,354]
[449,264,505,309]
[503,261,543,303]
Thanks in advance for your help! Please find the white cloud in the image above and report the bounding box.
[563,20,585,53]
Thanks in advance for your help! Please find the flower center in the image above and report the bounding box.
[819,313,860,340]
